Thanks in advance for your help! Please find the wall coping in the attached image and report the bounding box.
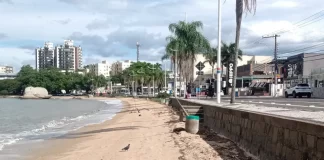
[173,98,324,127]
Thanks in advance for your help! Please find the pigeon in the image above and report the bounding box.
[122,144,130,151]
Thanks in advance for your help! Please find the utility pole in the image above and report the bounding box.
[136,42,140,62]
[164,61,167,91]
[216,0,222,103]
[262,34,280,97]
[170,49,178,98]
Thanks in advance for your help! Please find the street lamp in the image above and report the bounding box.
[148,65,156,97]
[216,0,222,103]
[170,49,178,98]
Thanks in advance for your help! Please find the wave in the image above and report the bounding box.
[0,99,122,151]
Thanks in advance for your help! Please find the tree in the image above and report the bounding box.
[221,42,243,94]
[231,0,257,103]
[203,48,218,79]
[164,21,210,97]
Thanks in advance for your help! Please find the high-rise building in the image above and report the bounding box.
[85,60,110,78]
[0,66,13,74]
[35,40,82,72]
[35,42,55,70]
[55,40,82,72]
[110,60,132,75]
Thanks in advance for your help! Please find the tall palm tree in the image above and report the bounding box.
[163,21,210,96]
[221,42,243,94]
[231,0,257,103]
[203,48,218,79]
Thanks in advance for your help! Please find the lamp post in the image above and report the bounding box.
[216,0,222,103]
[148,65,156,97]
[170,49,178,98]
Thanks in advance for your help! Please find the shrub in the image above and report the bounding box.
[157,92,170,99]
[0,90,9,95]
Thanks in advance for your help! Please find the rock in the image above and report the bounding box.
[22,87,51,99]
[87,94,94,98]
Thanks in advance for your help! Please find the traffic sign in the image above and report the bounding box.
[196,71,204,75]
[195,61,205,71]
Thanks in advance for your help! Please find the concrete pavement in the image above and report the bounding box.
[188,96,324,112]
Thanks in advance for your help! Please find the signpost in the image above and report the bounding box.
[196,62,205,99]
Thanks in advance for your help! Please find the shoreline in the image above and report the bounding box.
[24,98,128,160]
[24,97,252,160]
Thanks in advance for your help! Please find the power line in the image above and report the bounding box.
[269,9,324,35]
[278,42,324,56]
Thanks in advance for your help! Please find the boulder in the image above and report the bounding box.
[22,87,51,99]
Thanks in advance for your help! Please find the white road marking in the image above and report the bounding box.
[249,101,252,102]
[286,104,291,105]
[309,105,316,107]
[271,102,276,104]
[259,102,263,103]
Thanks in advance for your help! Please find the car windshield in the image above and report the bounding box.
[297,84,309,87]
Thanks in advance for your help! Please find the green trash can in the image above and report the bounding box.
[185,115,199,134]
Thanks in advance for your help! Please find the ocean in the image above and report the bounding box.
[0,98,122,160]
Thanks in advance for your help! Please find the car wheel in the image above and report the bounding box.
[307,93,311,98]
[298,95,302,98]
[285,92,288,98]
[293,91,297,98]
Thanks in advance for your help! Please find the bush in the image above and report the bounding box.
[0,90,9,95]
[157,92,170,99]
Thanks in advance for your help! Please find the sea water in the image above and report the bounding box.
[0,98,122,159]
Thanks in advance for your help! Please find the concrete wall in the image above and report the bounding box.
[311,87,324,98]
[172,98,324,160]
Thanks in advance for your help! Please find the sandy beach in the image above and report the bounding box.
[27,97,251,160]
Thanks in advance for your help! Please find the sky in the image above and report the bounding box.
[0,0,324,72]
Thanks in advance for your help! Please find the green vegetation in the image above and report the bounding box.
[0,65,107,95]
[121,61,167,94]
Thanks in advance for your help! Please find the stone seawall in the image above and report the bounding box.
[172,98,324,160]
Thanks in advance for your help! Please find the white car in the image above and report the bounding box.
[285,83,312,98]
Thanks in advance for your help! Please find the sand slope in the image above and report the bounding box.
[30,98,235,160]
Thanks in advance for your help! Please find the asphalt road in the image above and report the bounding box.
[191,96,324,112]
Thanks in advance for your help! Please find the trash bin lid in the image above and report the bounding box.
[186,115,199,120]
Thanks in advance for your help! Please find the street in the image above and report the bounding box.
[191,96,324,112]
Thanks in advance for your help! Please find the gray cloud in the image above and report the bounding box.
[0,0,13,4]
[55,19,71,25]
[0,33,7,40]
[86,19,110,30]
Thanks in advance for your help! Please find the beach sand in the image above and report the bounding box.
[27,97,250,160]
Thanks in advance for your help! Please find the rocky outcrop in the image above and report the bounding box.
[21,87,52,99]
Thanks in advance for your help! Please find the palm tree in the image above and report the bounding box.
[221,42,243,94]
[203,48,218,79]
[163,21,210,97]
[231,0,257,103]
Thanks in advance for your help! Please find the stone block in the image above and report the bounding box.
[307,134,316,149]
[272,127,279,143]
[284,129,290,146]
[298,132,307,150]
[317,138,324,152]
[289,130,298,149]
[276,143,283,156]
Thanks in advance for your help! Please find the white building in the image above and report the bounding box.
[35,40,82,72]
[55,40,82,72]
[0,66,13,74]
[86,60,110,78]
[179,54,273,85]
[35,42,55,70]
[110,60,132,75]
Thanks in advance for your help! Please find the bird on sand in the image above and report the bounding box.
[121,144,130,151]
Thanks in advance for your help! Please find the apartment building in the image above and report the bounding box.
[0,66,13,74]
[35,40,82,71]
[35,42,55,70]
[85,60,110,78]
[55,40,82,71]
[110,60,132,75]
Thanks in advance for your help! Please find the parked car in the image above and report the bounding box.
[285,83,312,98]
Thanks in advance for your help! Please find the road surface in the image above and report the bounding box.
[190,96,324,112]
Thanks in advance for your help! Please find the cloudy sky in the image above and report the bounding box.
[0,0,324,72]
